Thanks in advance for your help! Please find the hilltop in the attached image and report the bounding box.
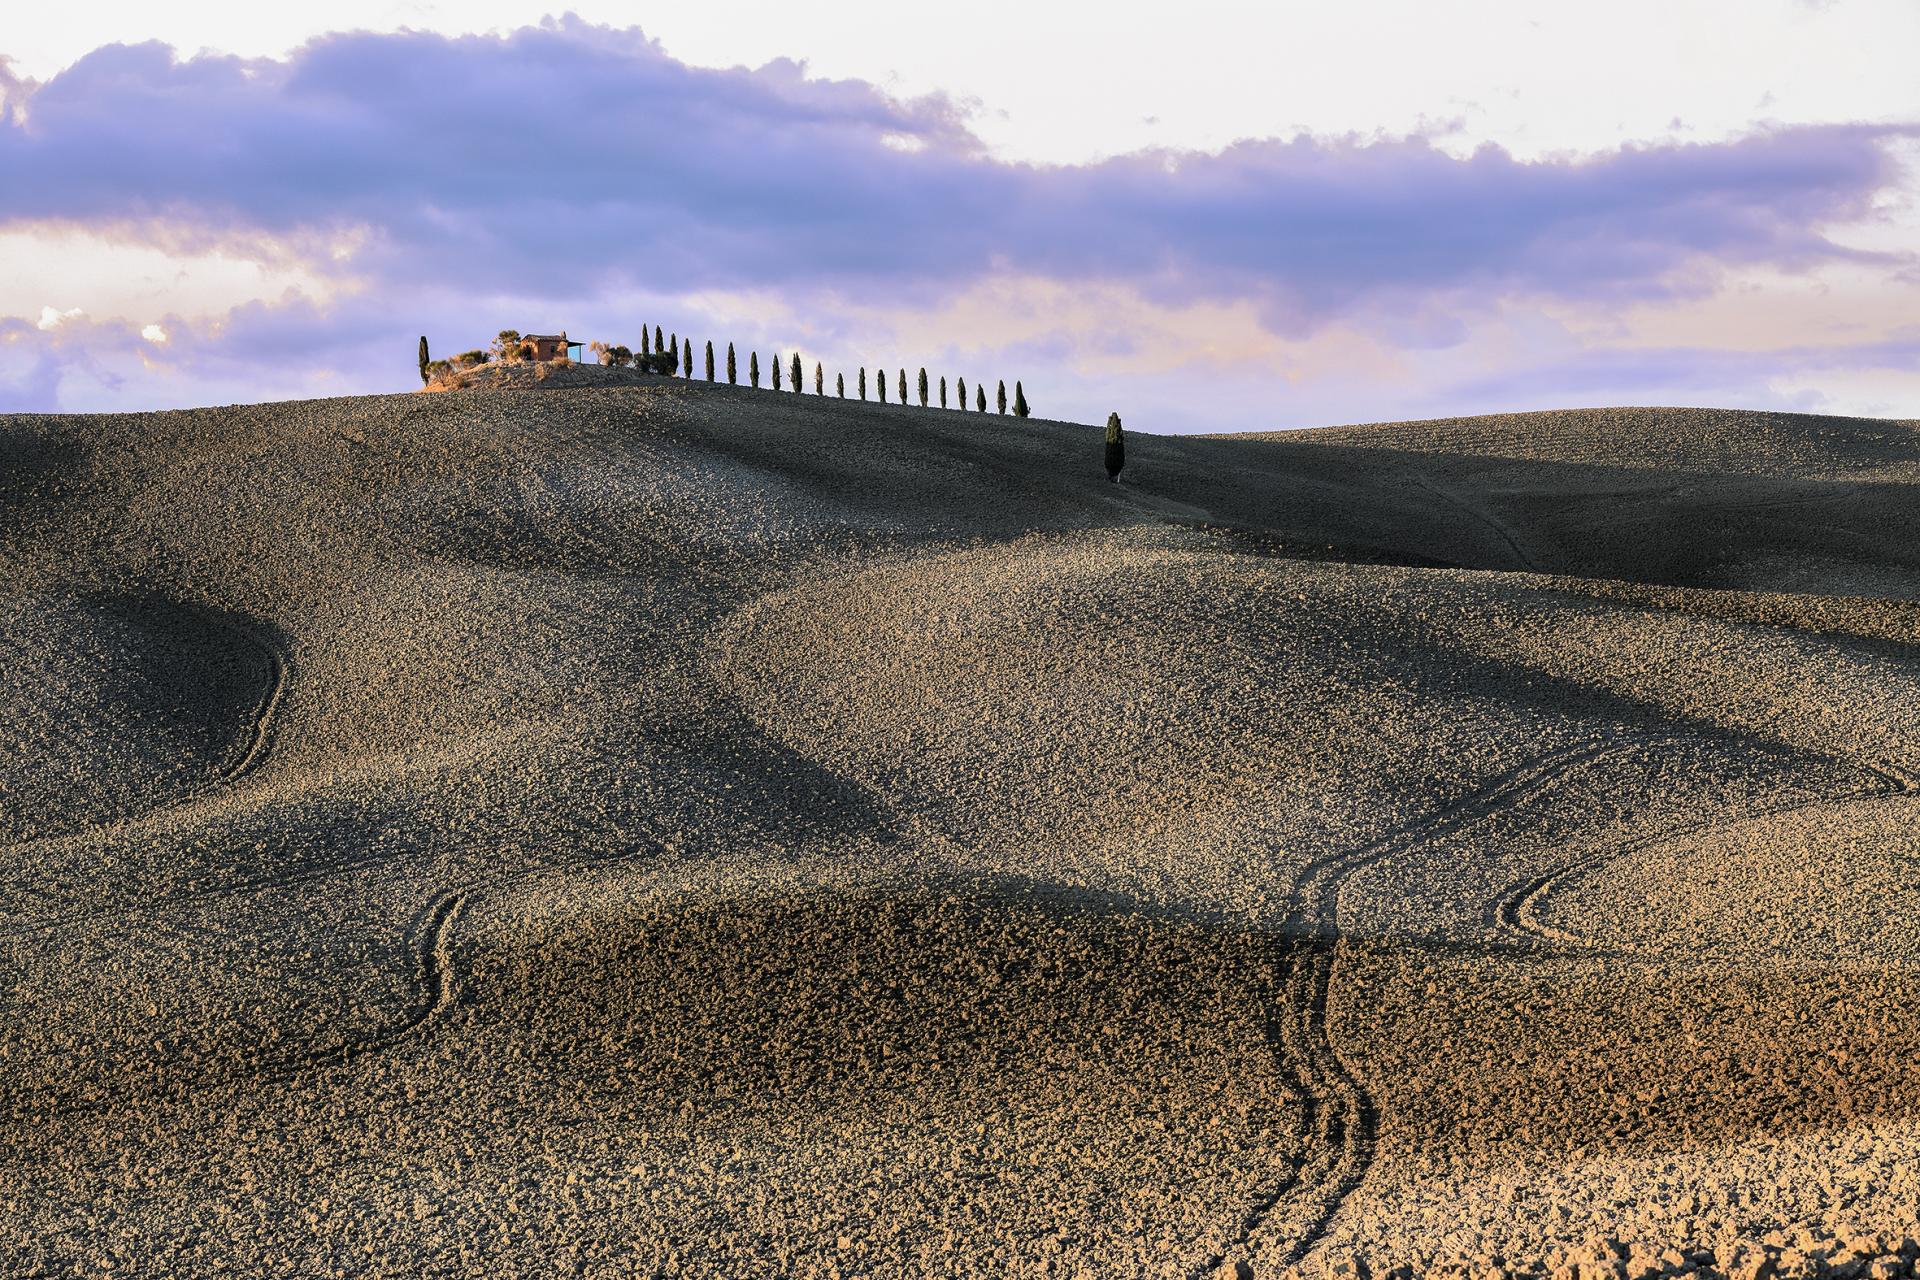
[4,382,1920,1278]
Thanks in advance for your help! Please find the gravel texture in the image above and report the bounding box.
[3,375,1920,1277]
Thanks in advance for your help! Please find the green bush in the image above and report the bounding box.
[636,351,675,375]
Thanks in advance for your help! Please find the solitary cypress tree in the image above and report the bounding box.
[1104,412,1125,482]
[976,384,986,412]
[727,342,737,384]
[958,376,967,410]
[641,327,650,356]
[815,361,824,395]
[773,353,783,392]
[1013,381,1030,418]
[791,351,802,393]
[705,340,715,381]
[859,367,867,400]
[683,338,692,378]
[655,326,665,356]
[917,368,929,407]
[418,335,430,385]
[750,351,760,388]
[836,372,845,397]
[898,369,907,404]
[939,376,947,409]
[878,369,887,402]
[997,380,1007,414]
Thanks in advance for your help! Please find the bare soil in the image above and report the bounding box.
[3,380,1920,1278]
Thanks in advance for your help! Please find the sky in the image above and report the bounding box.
[1,2,1916,430]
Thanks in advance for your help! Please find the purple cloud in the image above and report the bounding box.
[0,18,1914,420]
[2,19,1909,322]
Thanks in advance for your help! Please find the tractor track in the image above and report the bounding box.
[1491,748,1920,951]
[1193,738,1631,1277]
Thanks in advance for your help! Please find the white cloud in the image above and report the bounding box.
[141,323,167,343]
[3,2,1917,163]
[36,305,82,329]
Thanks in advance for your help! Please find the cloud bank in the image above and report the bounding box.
[1,17,1914,424]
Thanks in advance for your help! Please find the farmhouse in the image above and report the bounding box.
[522,334,585,363]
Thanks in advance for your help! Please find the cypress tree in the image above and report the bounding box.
[727,342,737,384]
[773,353,783,392]
[836,372,845,397]
[997,380,1007,414]
[859,367,867,400]
[878,369,887,402]
[418,335,430,385]
[939,376,947,409]
[706,340,715,381]
[958,376,967,410]
[918,368,929,407]
[976,384,986,412]
[791,351,802,393]
[683,338,692,378]
[641,327,650,356]
[1104,412,1125,482]
[670,333,678,371]
[750,351,760,388]
[897,369,907,404]
[1013,381,1029,418]
[656,326,665,357]
[815,361,824,395]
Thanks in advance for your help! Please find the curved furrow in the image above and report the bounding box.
[1492,749,1920,951]
[1195,737,1640,1277]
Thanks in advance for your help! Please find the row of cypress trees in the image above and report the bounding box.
[633,322,1032,418]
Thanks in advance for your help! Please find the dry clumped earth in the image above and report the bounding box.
[3,370,1920,1278]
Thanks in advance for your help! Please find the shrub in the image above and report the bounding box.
[750,351,760,388]
[958,376,967,410]
[454,349,488,368]
[1013,381,1029,418]
[918,367,928,407]
[727,342,738,384]
[773,352,783,392]
[418,335,430,385]
[997,380,1007,414]
[491,330,523,361]
[636,351,675,374]
[706,340,715,381]
[1104,412,1124,482]
[836,372,845,397]
[791,351,802,393]
[590,340,612,365]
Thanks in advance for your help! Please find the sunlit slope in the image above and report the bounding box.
[2,384,1919,1278]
